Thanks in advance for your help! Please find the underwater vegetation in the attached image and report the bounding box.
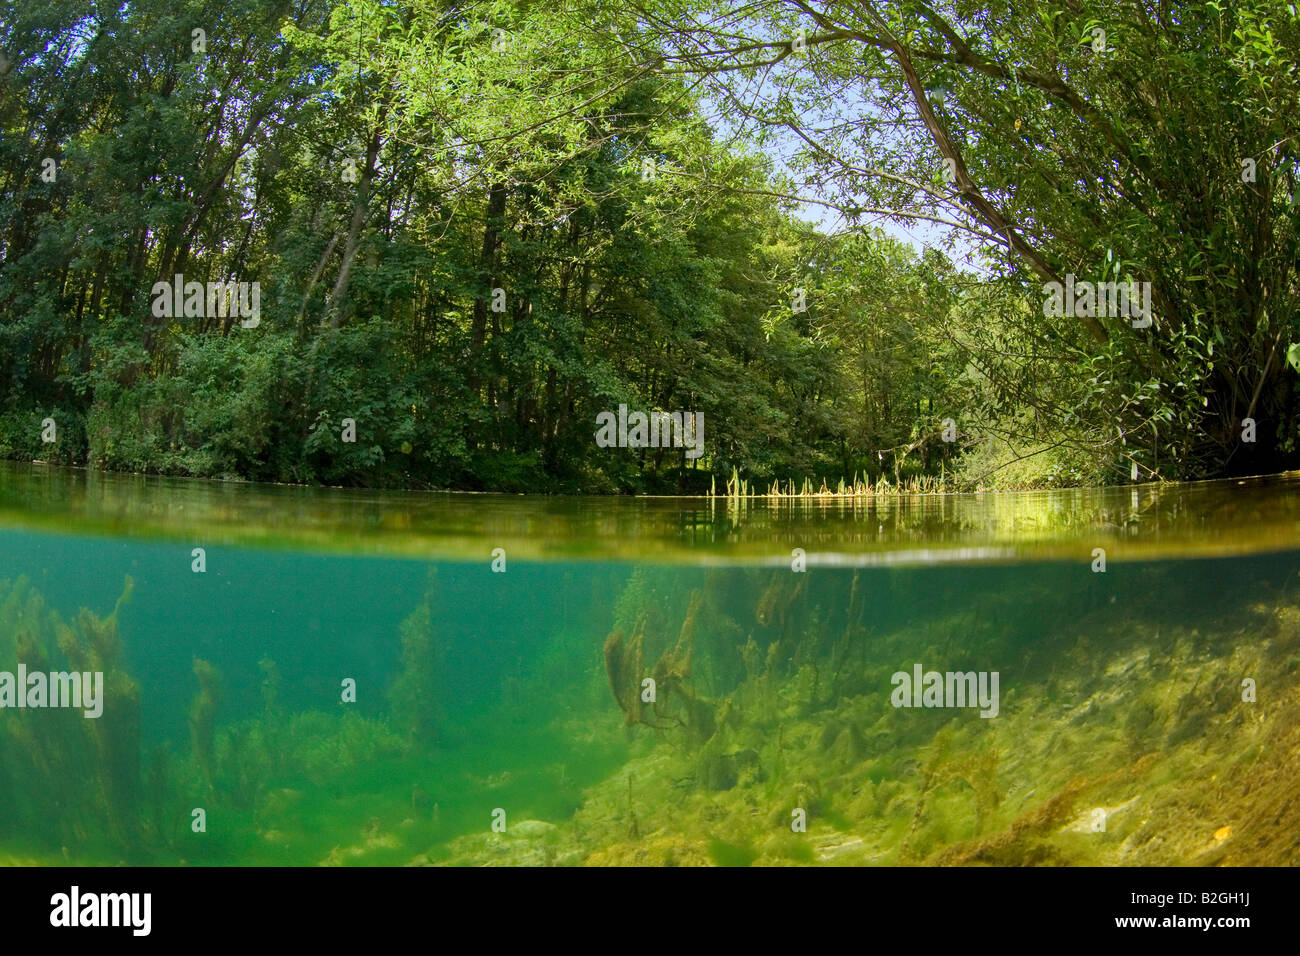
[0,575,457,864]
[0,576,143,857]
[443,560,1300,867]
[3,554,1300,867]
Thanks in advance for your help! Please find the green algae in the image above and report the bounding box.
[707,838,758,867]
[482,558,1300,868]
[2,537,1299,867]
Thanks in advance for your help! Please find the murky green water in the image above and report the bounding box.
[2,462,1299,866]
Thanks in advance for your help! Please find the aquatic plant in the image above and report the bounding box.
[259,656,283,716]
[603,591,716,743]
[189,658,223,795]
[603,623,649,727]
[755,574,806,632]
[557,563,1300,867]
[63,592,144,851]
[711,471,953,502]
[388,587,446,748]
[0,576,144,856]
[4,532,1298,868]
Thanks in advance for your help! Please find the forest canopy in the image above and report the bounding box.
[1,0,1297,492]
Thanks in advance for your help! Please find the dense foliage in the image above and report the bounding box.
[1,0,1297,491]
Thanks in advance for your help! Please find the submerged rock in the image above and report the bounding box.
[508,819,558,840]
[1060,795,1140,834]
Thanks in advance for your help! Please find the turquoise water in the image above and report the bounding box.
[2,464,1299,865]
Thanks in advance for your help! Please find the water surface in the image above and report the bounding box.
[1,462,1297,866]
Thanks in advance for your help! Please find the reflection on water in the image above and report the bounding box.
[0,464,1298,865]
[2,461,1299,564]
